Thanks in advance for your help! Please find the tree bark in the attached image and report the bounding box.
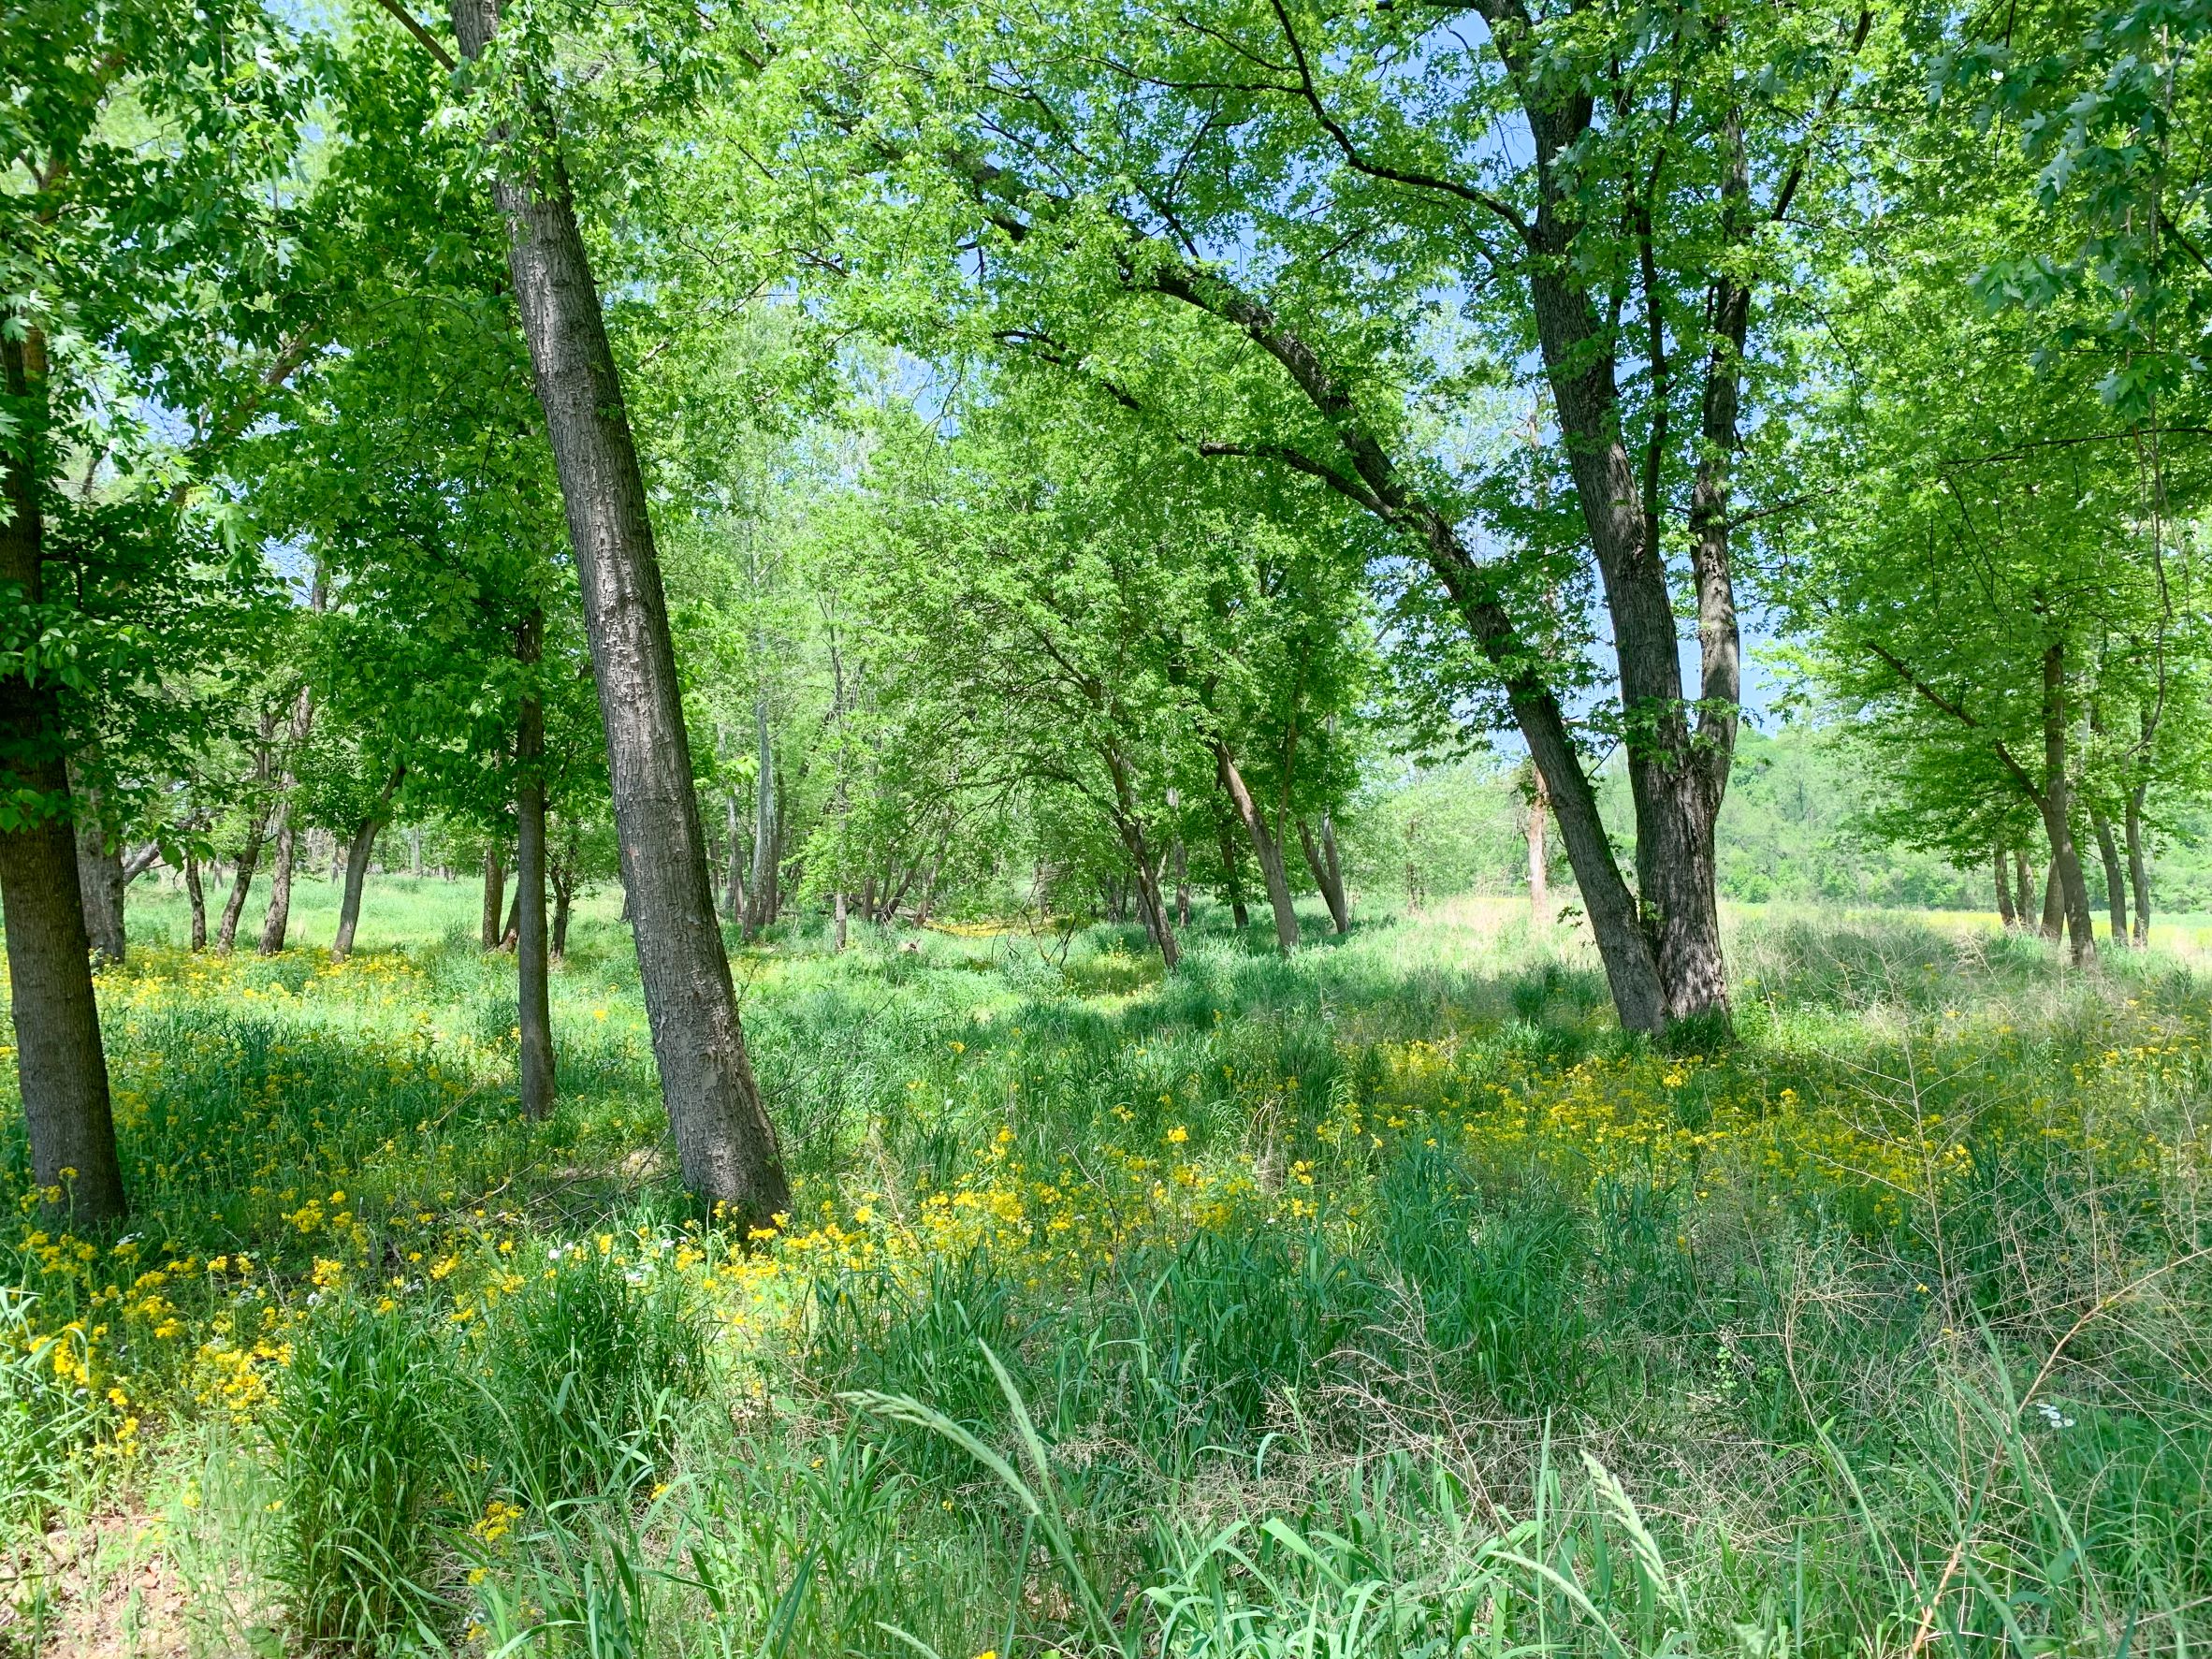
[2034,645,2096,967]
[67,757,125,966]
[448,0,789,1221]
[833,887,848,951]
[1526,767,1551,924]
[550,852,575,964]
[745,692,775,939]
[216,713,276,954]
[184,849,208,951]
[0,328,125,1224]
[1214,812,1250,929]
[1992,844,2016,928]
[1106,744,1178,968]
[2125,785,2150,947]
[2040,858,2063,941]
[481,845,506,953]
[332,765,403,960]
[2013,850,2034,929]
[2090,808,2128,946]
[1215,743,1298,952]
[257,680,316,955]
[1298,816,1350,935]
[723,792,747,924]
[516,614,556,1120]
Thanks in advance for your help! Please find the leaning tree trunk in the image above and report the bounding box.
[1992,844,2016,928]
[1215,743,1298,953]
[257,682,315,955]
[481,846,506,953]
[1298,817,1350,935]
[448,0,790,1222]
[331,765,402,960]
[0,329,124,1225]
[515,616,556,1120]
[2125,785,2150,947]
[2090,808,2128,946]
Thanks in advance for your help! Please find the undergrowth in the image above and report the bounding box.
[0,887,2205,1657]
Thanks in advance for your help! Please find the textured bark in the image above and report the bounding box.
[67,759,125,965]
[183,851,208,951]
[516,616,556,1121]
[2040,858,2064,940]
[1528,769,1552,924]
[2125,786,2151,947]
[449,0,789,1221]
[1215,813,1250,929]
[2013,851,2034,929]
[1215,743,1299,952]
[1992,845,2016,928]
[0,328,124,1224]
[723,793,747,924]
[833,887,848,951]
[481,846,506,952]
[257,681,315,955]
[332,765,402,960]
[2091,808,2128,945]
[1298,816,1350,935]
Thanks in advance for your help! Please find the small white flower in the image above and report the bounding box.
[2032,1401,2076,1431]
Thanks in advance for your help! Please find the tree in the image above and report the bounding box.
[430,0,791,1217]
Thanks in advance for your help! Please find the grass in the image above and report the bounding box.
[0,875,2207,1656]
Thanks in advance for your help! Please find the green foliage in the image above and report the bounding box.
[268,1301,462,1650]
[477,1247,712,1505]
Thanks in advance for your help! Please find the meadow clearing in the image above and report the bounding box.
[2,885,2206,1658]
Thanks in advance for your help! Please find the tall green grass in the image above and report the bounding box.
[3,889,2207,1655]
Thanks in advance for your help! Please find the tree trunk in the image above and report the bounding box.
[215,726,273,955]
[482,846,506,953]
[2013,850,2034,929]
[184,850,208,951]
[1215,743,1298,952]
[2090,808,2128,946]
[409,827,423,879]
[1298,816,1350,935]
[66,758,126,966]
[0,329,125,1225]
[516,616,556,1121]
[745,692,775,939]
[550,859,575,964]
[723,793,747,924]
[1992,844,2016,928]
[1527,769,1552,924]
[257,681,316,955]
[448,0,790,1222]
[501,885,520,950]
[1215,813,1250,929]
[2125,785,2150,948]
[2032,645,2095,967]
[834,888,848,951]
[332,765,403,961]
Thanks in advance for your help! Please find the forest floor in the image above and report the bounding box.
[2,882,2207,1657]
